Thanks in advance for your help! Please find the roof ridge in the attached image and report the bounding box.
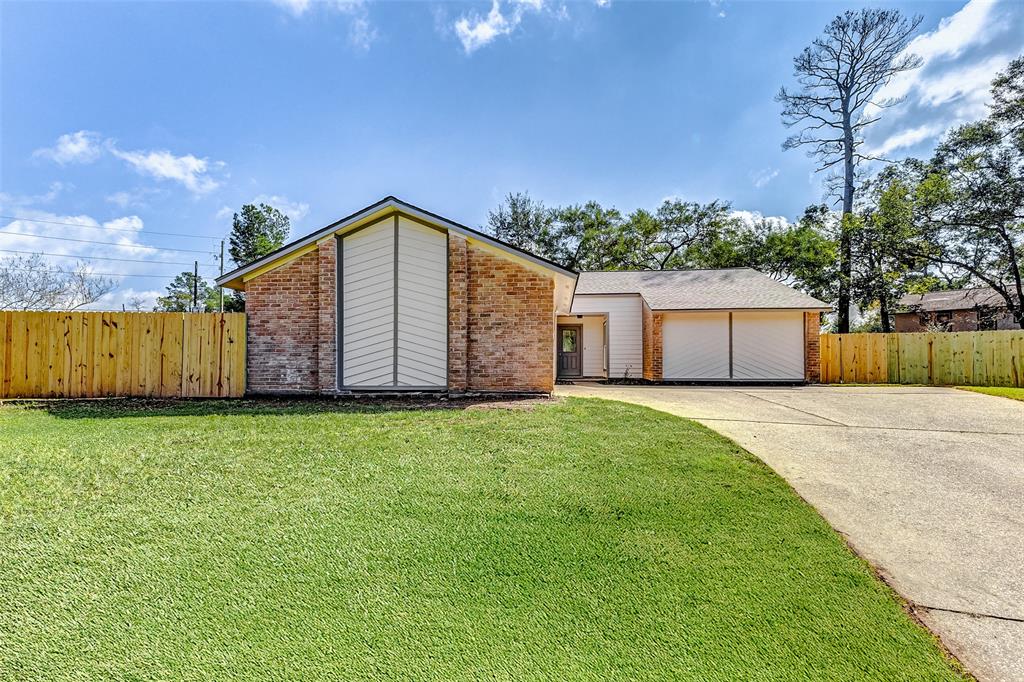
[580,267,755,274]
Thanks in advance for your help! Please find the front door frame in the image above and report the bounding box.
[557,323,584,378]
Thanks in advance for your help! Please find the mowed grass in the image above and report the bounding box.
[0,398,964,681]
[957,385,1024,401]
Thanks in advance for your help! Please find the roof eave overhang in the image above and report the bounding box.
[651,306,833,312]
[216,197,577,290]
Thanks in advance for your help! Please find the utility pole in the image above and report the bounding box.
[219,240,224,312]
[192,260,199,312]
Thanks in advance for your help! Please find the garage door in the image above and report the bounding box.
[341,216,447,389]
[732,311,804,380]
[663,312,730,379]
[662,311,805,381]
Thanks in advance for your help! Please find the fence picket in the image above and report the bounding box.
[819,330,1023,387]
[0,311,246,398]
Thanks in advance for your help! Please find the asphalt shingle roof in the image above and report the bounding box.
[574,268,830,311]
[897,287,1011,312]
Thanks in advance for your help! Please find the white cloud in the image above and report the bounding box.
[253,194,310,221]
[32,129,225,197]
[917,53,1013,115]
[32,131,103,165]
[272,0,377,50]
[455,1,515,53]
[92,287,164,312]
[730,210,791,231]
[110,147,222,195]
[272,0,311,15]
[0,182,68,210]
[105,187,165,209]
[454,0,552,53]
[905,0,995,63]
[863,0,1021,159]
[868,123,947,157]
[751,167,779,189]
[0,210,221,310]
[595,0,610,6]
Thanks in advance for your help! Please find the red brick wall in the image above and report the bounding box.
[447,235,469,393]
[804,311,820,383]
[244,227,557,395]
[245,249,321,393]
[641,303,663,381]
[465,244,554,393]
[317,239,337,393]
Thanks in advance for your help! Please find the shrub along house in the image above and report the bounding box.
[217,197,829,395]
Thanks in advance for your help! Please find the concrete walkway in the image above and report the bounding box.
[556,383,1024,681]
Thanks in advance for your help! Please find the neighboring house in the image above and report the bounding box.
[217,197,830,395]
[565,270,829,383]
[895,288,1019,332]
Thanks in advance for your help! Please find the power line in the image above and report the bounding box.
[0,229,216,255]
[0,215,222,241]
[0,248,218,268]
[1,265,213,280]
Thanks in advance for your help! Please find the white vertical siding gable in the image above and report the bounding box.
[396,217,447,387]
[342,220,395,387]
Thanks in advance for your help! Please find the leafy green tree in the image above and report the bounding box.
[693,205,838,303]
[155,271,219,312]
[228,203,291,268]
[778,9,922,332]
[549,202,628,271]
[224,203,291,312]
[635,200,734,270]
[487,192,558,257]
[913,57,1024,328]
[850,162,931,332]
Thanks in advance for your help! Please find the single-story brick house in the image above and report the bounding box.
[895,287,1019,332]
[217,197,829,394]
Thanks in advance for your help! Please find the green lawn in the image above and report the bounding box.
[0,398,964,681]
[957,385,1024,401]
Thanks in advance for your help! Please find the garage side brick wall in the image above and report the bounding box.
[804,311,821,383]
[245,249,320,393]
[466,245,554,393]
[641,303,663,381]
[448,235,469,393]
[317,239,337,393]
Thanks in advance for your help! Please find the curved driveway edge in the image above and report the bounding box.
[556,383,1024,682]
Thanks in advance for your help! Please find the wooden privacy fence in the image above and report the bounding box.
[820,330,1023,387]
[0,311,246,398]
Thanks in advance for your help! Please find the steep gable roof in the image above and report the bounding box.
[574,268,830,311]
[216,196,577,290]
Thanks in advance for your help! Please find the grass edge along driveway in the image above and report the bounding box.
[0,397,968,681]
[957,385,1024,401]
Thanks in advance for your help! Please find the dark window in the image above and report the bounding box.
[976,306,998,331]
[561,328,577,353]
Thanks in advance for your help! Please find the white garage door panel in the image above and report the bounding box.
[342,220,395,387]
[733,311,804,380]
[396,218,447,387]
[663,312,731,379]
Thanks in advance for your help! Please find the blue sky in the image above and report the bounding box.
[1,0,1021,309]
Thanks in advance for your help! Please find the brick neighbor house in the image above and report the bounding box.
[895,288,1020,332]
[216,197,829,395]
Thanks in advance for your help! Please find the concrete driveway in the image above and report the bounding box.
[556,383,1024,681]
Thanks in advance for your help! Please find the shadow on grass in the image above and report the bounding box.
[4,395,558,420]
